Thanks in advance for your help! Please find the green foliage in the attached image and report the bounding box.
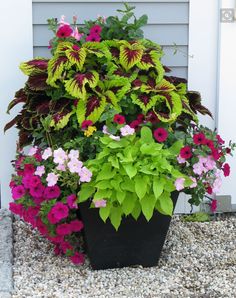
[79,126,188,230]
[182,212,211,222]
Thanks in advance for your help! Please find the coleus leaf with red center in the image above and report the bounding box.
[83,42,112,59]
[64,70,99,100]
[65,47,86,71]
[131,93,160,112]
[180,96,198,122]
[141,78,175,94]
[137,50,164,82]
[153,92,182,123]
[47,55,71,88]
[7,89,27,114]
[99,77,131,101]
[119,42,144,71]
[75,94,106,124]
[20,58,49,76]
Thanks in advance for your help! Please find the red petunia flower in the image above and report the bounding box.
[204,139,215,149]
[153,128,168,143]
[129,120,141,130]
[81,120,93,130]
[223,163,230,177]
[207,186,213,195]
[226,147,231,154]
[137,114,145,122]
[216,134,225,145]
[113,114,125,125]
[211,148,221,160]
[210,199,217,212]
[193,133,206,145]
[56,25,73,38]
[180,146,192,159]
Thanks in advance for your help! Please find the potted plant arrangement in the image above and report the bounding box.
[5,4,235,269]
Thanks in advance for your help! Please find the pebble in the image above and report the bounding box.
[12,215,236,298]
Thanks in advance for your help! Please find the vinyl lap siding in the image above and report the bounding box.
[32,0,189,79]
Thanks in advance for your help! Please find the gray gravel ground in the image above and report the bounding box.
[12,214,236,298]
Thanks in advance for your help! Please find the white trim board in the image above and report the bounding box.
[0,0,33,208]
[33,0,189,3]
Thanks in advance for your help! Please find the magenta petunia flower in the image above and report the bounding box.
[69,220,84,232]
[67,194,78,209]
[153,128,168,143]
[86,33,101,42]
[44,185,61,199]
[24,164,35,175]
[28,175,41,188]
[210,199,217,212]
[12,185,26,200]
[50,202,69,222]
[56,24,73,38]
[35,217,48,236]
[9,202,24,217]
[29,184,45,198]
[70,252,85,265]
[47,210,60,224]
[60,241,73,254]
[90,25,102,35]
[56,223,72,236]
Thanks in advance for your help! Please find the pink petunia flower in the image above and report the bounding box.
[120,125,135,137]
[79,167,92,182]
[53,148,68,165]
[94,199,107,208]
[67,194,78,209]
[12,185,26,200]
[190,177,197,188]
[212,177,222,193]
[67,158,83,174]
[42,148,52,160]
[68,149,79,160]
[177,155,186,164]
[71,27,83,41]
[28,146,38,156]
[46,173,59,187]
[56,164,66,171]
[35,165,45,177]
[174,178,185,191]
[109,135,121,141]
[44,185,61,199]
[70,252,85,265]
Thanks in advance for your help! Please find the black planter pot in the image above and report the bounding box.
[79,191,179,270]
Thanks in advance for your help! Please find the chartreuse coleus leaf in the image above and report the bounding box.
[131,93,160,112]
[20,57,48,76]
[119,41,144,71]
[65,47,87,71]
[64,70,99,100]
[47,55,71,87]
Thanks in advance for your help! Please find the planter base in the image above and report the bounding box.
[79,192,178,270]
